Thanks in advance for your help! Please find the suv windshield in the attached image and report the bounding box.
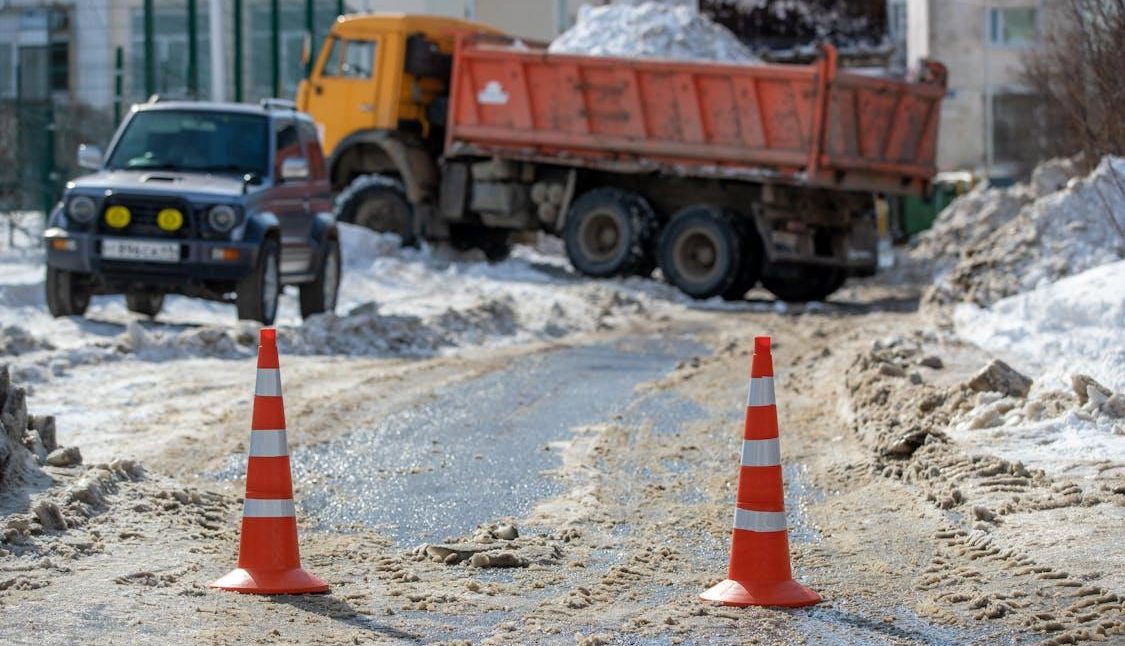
[105,110,269,176]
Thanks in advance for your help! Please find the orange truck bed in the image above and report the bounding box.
[446,37,946,196]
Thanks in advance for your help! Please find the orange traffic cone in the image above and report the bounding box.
[700,335,820,608]
[211,328,328,595]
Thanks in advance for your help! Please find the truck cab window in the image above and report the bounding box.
[320,38,343,77]
[342,41,376,78]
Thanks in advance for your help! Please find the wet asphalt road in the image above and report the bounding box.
[289,334,704,545]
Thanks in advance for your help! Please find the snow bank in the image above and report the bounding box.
[949,261,1125,479]
[924,156,1125,306]
[954,260,1125,393]
[549,2,758,62]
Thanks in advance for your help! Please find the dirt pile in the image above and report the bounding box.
[917,156,1125,306]
[549,1,758,62]
[843,334,1123,642]
[1,364,67,492]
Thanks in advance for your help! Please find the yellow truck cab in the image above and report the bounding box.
[297,13,501,248]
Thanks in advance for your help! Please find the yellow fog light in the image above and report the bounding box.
[157,208,184,232]
[105,205,131,229]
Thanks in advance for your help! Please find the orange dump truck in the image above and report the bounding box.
[300,15,946,301]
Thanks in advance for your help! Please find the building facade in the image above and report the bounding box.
[895,0,1048,178]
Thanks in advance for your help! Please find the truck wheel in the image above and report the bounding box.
[450,225,512,262]
[564,188,656,278]
[761,264,844,303]
[658,206,742,299]
[720,217,764,301]
[299,237,341,320]
[336,175,415,247]
[45,268,91,318]
[125,292,164,318]
[236,239,281,325]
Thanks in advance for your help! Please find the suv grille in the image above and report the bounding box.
[97,194,195,239]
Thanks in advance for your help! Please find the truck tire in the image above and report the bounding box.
[236,239,281,325]
[564,188,656,278]
[299,237,341,320]
[761,264,844,303]
[720,217,764,301]
[658,206,743,300]
[125,292,164,318]
[336,175,416,247]
[45,268,91,318]
[450,224,512,262]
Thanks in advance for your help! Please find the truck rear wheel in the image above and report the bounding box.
[564,188,656,278]
[720,218,764,301]
[45,268,91,318]
[125,292,164,318]
[450,224,512,262]
[761,264,844,303]
[236,239,281,325]
[658,206,742,300]
[336,175,416,247]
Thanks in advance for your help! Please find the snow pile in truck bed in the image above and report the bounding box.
[919,156,1125,306]
[548,1,759,62]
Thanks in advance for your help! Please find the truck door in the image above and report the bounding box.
[302,36,381,158]
[269,117,313,275]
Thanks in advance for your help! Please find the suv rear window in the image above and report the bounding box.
[105,110,270,177]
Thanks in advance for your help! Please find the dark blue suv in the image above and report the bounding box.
[43,99,340,325]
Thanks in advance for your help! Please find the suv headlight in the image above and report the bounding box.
[67,195,97,223]
[207,205,238,232]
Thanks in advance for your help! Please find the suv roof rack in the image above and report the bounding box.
[260,98,297,112]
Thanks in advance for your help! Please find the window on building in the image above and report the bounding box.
[989,7,1037,47]
[0,44,12,98]
[49,41,68,93]
[993,92,1041,166]
[888,0,907,41]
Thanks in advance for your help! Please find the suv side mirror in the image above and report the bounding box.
[280,157,309,182]
[77,144,103,170]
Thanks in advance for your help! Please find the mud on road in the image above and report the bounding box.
[1,285,1122,645]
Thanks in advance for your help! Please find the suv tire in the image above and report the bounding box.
[564,188,656,278]
[236,238,281,325]
[45,268,91,318]
[336,175,416,247]
[125,292,165,318]
[658,206,743,299]
[299,237,341,319]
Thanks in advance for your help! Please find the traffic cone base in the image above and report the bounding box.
[211,566,329,595]
[700,578,820,608]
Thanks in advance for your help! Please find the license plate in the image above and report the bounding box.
[101,238,181,263]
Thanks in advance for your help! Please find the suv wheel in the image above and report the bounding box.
[125,292,165,318]
[45,268,91,318]
[236,239,281,325]
[299,237,341,320]
[337,175,415,246]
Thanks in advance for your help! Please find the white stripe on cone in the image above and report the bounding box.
[746,376,775,407]
[255,369,282,397]
[249,430,289,457]
[243,498,296,518]
[740,438,781,467]
[733,508,787,533]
